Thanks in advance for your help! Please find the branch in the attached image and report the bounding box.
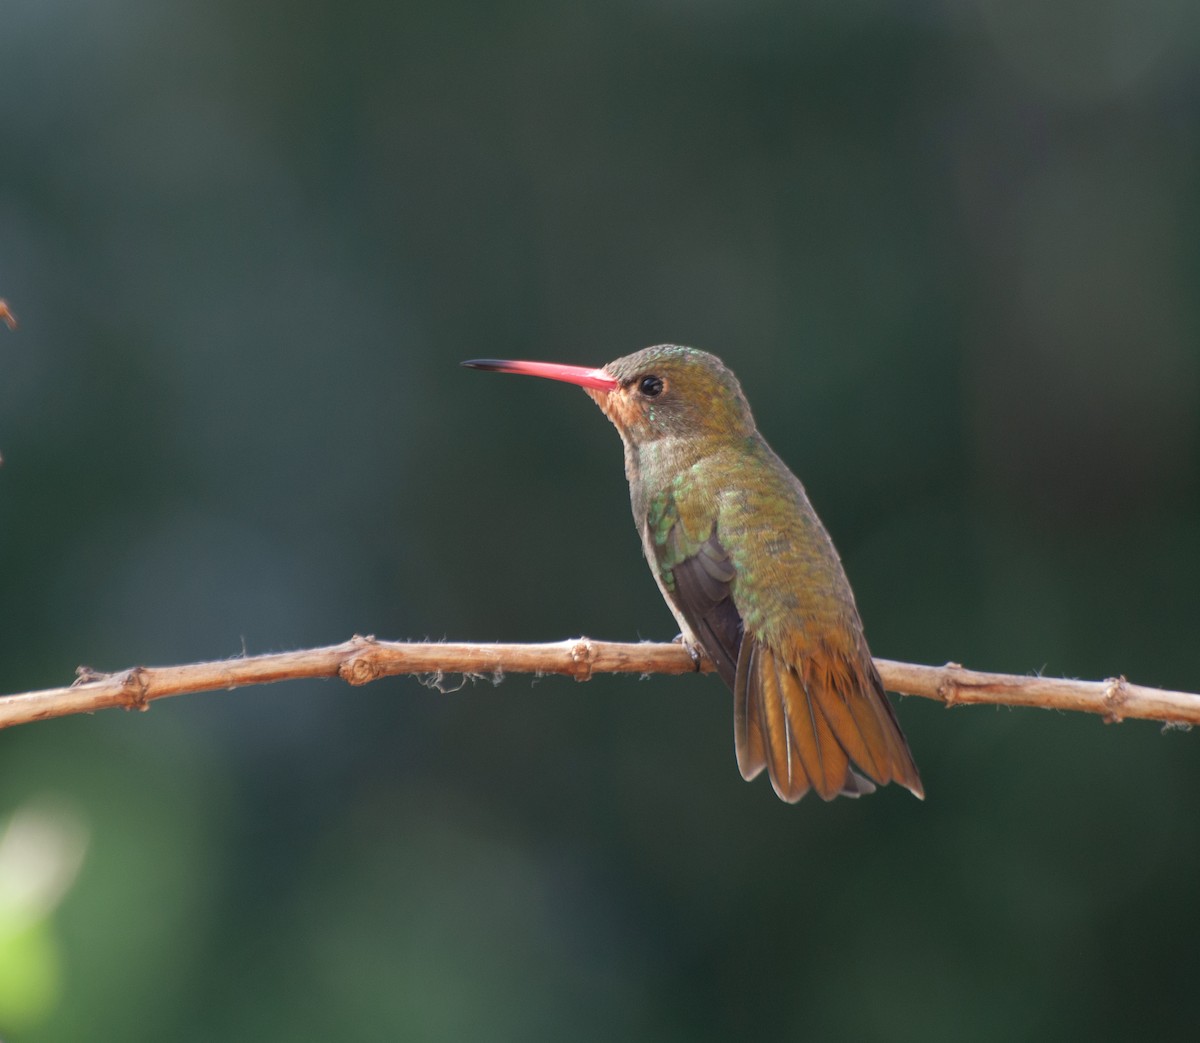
[0,636,1196,732]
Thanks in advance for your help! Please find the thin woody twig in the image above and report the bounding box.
[0,637,1196,732]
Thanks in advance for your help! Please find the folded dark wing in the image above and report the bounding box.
[665,527,743,688]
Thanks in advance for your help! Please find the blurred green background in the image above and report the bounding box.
[2,1,1199,1039]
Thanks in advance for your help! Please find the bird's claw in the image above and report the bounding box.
[672,633,704,672]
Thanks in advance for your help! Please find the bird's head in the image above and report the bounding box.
[464,344,756,446]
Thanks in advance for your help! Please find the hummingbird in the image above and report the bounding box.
[463,346,922,803]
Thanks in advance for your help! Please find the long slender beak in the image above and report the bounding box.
[462,358,620,392]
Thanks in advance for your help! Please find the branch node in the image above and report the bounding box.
[336,635,384,686]
[118,667,151,712]
[938,662,965,708]
[340,652,381,686]
[1102,675,1130,724]
[569,638,597,682]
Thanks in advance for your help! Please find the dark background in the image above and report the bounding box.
[2,2,1199,1040]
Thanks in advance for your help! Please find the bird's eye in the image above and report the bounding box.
[638,375,664,398]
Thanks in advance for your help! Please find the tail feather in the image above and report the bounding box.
[801,638,890,784]
[775,649,850,802]
[733,633,923,802]
[733,631,767,782]
[753,642,811,802]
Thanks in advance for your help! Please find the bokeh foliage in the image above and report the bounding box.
[2,1,1199,1039]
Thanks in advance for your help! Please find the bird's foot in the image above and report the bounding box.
[672,633,704,672]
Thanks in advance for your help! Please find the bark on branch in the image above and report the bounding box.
[0,637,1196,732]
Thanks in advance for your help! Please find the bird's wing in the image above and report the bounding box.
[661,526,743,687]
[655,513,766,785]
[654,490,921,804]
